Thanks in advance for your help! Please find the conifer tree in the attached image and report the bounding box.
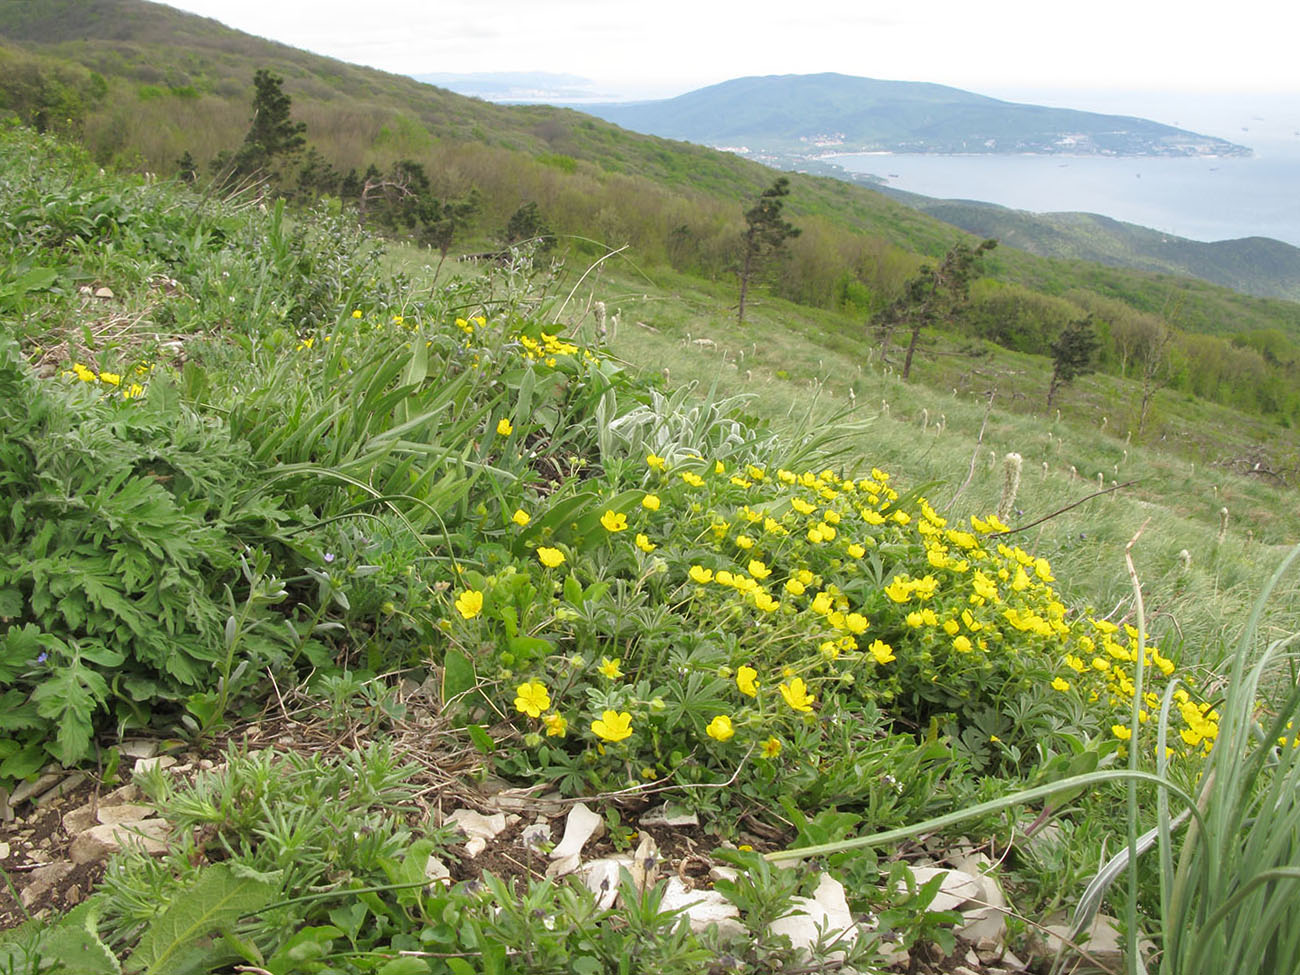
[737,177,800,325]
[1047,316,1099,406]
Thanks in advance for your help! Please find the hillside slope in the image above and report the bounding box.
[3,0,1300,412]
[878,190,1300,302]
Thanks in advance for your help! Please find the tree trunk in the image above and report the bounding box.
[902,322,922,380]
[737,240,754,325]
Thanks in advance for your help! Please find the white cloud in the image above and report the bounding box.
[163,0,1300,96]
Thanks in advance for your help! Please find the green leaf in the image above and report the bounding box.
[126,863,277,975]
[0,624,43,683]
[9,902,120,975]
[563,574,583,606]
[376,958,430,975]
[466,724,495,754]
[441,649,477,706]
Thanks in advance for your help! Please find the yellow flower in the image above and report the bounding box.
[599,656,624,679]
[454,589,483,619]
[496,417,513,436]
[642,494,661,511]
[514,681,551,718]
[791,497,816,515]
[784,578,806,596]
[646,453,666,470]
[953,635,973,653]
[1051,677,1071,692]
[884,577,912,603]
[543,712,568,737]
[71,362,97,382]
[99,371,121,386]
[592,710,633,742]
[351,309,363,318]
[747,559,772,580]
[123,383,145,399]
[761,736,782,758]
[735,534,755,550]
[511,508,531,526]
[846,543,866,559]
[705,715,735,741]
[392,315,405,325]
[681,471,704,487]
[753,591,780,613]
[810,592,833,615]
[736,666,759,697]
[635,533,656,553]
[868,639,896,664]
[1111,724,1133,741]
[689,565,714,584]
[845,613,869,635]
[537,546,565,568]
[600,510,628,532]
[779,677,815,713]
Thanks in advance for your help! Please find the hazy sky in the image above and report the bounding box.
[161,0,1300,100]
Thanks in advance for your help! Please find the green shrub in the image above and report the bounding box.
[0,336,296,777]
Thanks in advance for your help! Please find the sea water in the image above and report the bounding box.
[833,146,1300,246]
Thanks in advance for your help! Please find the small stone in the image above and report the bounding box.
[35,772,87,805]
[0,841,9,859]
[520,822,552,851]
[583,857,633,909]
[119,740,159,760]
[423,854,452,887]
[11,774,60,806]
[96,803,158,825]
[659,878,744,937]
[93,287,115,299]
[104,783,141,805]
[1001,948,1028,970]
[903,867,982,912]
[133,756,176,775]
[448,809,507,844]
[709,865,739,884]
[639,803,700,828]
[19,861,74,908]
[70,819,170,863]
[61,803,96,834]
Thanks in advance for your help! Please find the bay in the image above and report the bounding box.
[834,147,1300,247]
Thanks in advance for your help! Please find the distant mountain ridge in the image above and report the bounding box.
[577,73,1250,158]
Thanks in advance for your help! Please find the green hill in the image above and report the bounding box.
[3,0,1300,426]
[575,73,1250,157]
[877,189,1300,302]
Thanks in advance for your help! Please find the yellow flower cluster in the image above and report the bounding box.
[61,361,147,398]
[464,449,1215,774]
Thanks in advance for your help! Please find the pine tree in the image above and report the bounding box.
[875,238,996,380]
[1047,316,1099,406]
[737,177,800,325]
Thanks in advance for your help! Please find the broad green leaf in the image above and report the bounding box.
[441,649,477,705]
[466,724,495,754]
[126,863,277,975]
[376,958,431,975]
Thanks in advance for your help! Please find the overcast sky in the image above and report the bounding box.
[160,1,1300,95]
